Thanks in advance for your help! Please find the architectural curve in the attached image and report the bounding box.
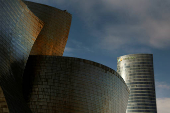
[24,1,72,56]
[0,0,43,112]
[23,55,129,113]
[117,54,157,113]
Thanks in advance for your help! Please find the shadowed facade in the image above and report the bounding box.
[0,87,9,113]
[24,1,72,56]
[117,54,157,113]
[0,0,43,112]
[23,56,130,113]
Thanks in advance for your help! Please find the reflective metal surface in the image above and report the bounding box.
[117,54,157,113]
[0,87,9,113]
[23,55,130,113]
[0,0,43,112]
[24,1,72,56]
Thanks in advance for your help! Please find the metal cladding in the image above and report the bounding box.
[117,54,157,113]
[0,0,132,113]
[23,55,130,113]
[0,87,9,113]
[0,0,43,112]
[24,1,72,56]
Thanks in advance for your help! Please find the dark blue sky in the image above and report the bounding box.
[26,0,170,112]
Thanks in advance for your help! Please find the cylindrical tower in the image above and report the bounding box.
[23,55,130,113]
[24,1,72,56]
[117,54,157,113]
[0,0,43,112]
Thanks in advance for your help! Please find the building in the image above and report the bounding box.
[117,54,157,113]
[24,1,72,56]
[0,0,43,112]
[0,0,130,113]
[23,55,130,113]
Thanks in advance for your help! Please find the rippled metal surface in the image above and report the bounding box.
[0,0,43,112]
[24,1,72,56]
[117,54,157,113]
[23,55,130,113]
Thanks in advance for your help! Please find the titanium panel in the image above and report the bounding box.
[23,55,129,113]
[24,1,72,56]
[0,0,43,112]
[0,87,9,113]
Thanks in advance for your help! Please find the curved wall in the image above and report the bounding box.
[117,54,157,113]
[24,1,72,56]
[23,55,129,113]
[0,0,43,112]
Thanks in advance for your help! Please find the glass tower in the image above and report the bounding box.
[117,54,157,113]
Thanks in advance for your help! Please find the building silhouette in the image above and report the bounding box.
[0,0,43,112]
[23,56,130,113]
[117,54,157,113]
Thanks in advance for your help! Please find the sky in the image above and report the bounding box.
[26,0,170,112]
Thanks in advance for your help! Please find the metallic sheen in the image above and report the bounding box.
[23,55,130,113]
[24,1,72,56]
[0,0,43,112]
[117,54,157,113]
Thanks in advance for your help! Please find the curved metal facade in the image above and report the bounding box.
[23,55,129,113]
[24,1,72,56]
[0,0,43,112]
[117,54,157,113]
